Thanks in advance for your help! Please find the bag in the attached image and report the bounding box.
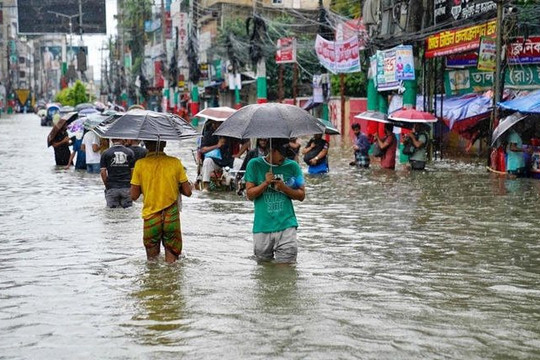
[402,142,415,155]
[205,148,222,160]
[371,141,384,157]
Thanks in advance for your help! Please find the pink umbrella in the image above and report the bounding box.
[388,108,437,123]
[194,106,237,122]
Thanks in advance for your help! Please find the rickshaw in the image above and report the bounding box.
[43,104,60,126]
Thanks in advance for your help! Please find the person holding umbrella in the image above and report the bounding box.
[244,138,305,264]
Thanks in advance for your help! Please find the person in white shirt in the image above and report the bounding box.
[81,130,102,173]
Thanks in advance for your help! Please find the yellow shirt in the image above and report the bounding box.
[131,152,188,219]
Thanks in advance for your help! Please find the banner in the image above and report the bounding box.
[426,19,496,58]
[315,34,361,74]
[508,36,540,65]
[434,0,496,25]
[445,65,540,95]
[446,52,479,67]
[275,37,296,64]
[375,45,415,91]
[477,36,496,72]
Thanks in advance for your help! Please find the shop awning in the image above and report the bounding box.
[498,89,540,113]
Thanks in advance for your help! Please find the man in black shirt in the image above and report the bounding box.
[100,139,135,208]
[125,139,148,163]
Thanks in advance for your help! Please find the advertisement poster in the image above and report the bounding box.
[376,49,399,91]
[395,45,415,80]
[275,37,297,64]
[477,36,496,72]
[375,45,414,91]
[315,34,361,74]
[41,46,62,71]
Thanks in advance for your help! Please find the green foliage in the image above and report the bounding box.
[330,0,361,18]
[330,72,367,97]
[54,80,89,106]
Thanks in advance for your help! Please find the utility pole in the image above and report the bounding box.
[490,0,504,138]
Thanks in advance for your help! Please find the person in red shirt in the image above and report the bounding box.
[374,123,397,170]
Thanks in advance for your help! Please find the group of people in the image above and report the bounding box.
[351,122,430,171]
[51,116,433,266]
[197,120,330,192]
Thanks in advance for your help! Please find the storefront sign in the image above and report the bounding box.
[434,0,496,25]
[446,52,478,67]
[275,37,297,64]
[445,65,540,95]
[315,34,361,74]
[508,36,540,65]
[477,36,496,72]
[426,19,496,58]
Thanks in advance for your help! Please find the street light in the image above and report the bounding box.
[47,10,84,83]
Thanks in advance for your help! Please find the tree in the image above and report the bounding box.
[55,80,89,106]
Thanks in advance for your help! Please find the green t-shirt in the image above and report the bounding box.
[244,157,304,233]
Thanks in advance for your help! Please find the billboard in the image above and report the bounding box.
[41,46,62,71]
[17,0,106,34]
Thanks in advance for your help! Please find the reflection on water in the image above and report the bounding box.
[1,114,539,359]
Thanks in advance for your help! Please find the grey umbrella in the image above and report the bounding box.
[491,112,528,146]
[213,103,325,139]
[93,109,199,141]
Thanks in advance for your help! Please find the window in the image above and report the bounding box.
[272,0,283,4]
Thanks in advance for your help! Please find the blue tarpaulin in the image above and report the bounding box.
[498,89,540,113]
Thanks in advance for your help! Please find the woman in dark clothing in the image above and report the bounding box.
[50,123,71,166]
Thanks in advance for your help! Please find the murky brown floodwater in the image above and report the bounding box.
[0,113,539,359]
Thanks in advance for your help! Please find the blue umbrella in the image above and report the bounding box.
[499,89,540,113]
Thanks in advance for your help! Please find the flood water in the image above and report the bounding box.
[1,113,539,359]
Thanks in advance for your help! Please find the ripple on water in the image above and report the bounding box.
[0,115,539,358]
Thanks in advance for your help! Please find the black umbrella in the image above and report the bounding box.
[93,109,199,141]
[213,103,325,139]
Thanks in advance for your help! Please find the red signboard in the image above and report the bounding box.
[275,37,296,64]
[507,36,540,65]
[425,19,496,58]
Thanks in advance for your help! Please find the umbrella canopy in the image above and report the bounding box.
[83,112,114,130]
[194,106,237,122]
[354,110,390,123]
[93,109,199,141]
[79,107,99,116]
[94,101,106,111]
[60,105,75,114]
[37,109,47,117]
[75,102,95,112]
[388,108,438,123]
[318,118,340,135]
[213,103,325,139]
[491,112,529,146]
[47,112,79,146]
[498,89,540,113]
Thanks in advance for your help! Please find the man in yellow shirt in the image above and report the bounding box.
[131,140,192,263]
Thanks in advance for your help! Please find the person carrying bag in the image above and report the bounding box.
[404,123,429,170]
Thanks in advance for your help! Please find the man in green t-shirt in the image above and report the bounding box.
[244,138,306,264]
